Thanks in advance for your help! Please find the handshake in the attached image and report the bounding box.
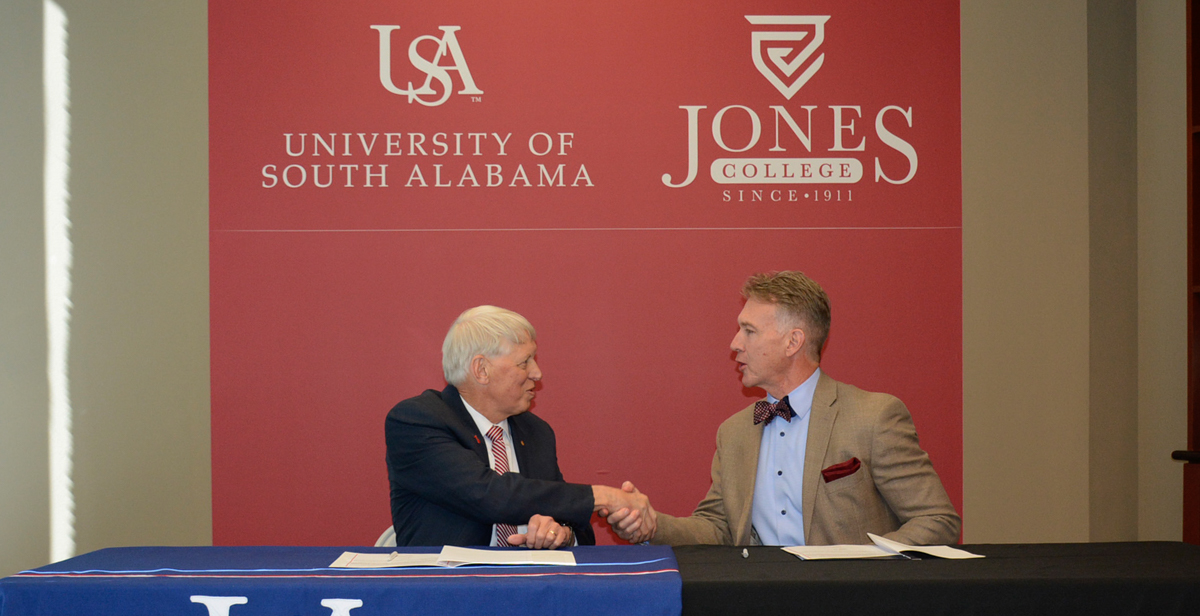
[592,482,656,543]
[504,482,656,549]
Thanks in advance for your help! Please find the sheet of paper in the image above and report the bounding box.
[436,546,576,567]
[783,535,985,561]
[330,551,442,568]
[331,547,577,569]
[868,534,985,559]
[782,544,903,560]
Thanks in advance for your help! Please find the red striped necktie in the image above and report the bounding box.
[487,425,520,546]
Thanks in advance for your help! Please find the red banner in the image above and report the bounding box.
[210,0,961,545]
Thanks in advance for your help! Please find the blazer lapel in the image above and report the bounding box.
[508,416,529,473]
[729,405,764,545]
[441,384,489,463]
[803,373,838,541]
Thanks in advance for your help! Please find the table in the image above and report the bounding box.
[674,542,1200,616]
[7,542,1200,616]
[0,545,681,616]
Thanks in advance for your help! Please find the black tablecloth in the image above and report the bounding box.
[675,542,1200,616]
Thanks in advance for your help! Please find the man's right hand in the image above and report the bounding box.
[593,482,656,543]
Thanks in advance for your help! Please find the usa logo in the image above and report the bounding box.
[371,25,483,106]
[746,15,830,99]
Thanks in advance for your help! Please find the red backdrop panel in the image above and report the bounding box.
[210,0,961,545]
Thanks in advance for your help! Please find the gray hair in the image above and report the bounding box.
[442,305,537,385]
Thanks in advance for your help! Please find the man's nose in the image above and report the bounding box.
[528,359,542,381]
[730,331,742,352]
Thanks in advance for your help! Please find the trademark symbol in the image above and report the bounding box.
[471,96,483,103]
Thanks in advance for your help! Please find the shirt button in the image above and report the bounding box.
[777,470,783,476]
[780,431,785,437]
[781,510,787,515]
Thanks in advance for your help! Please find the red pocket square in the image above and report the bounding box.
[821,457,861,483]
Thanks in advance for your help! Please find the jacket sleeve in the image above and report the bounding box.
[530,422,597,546]
[869,397,962,545]
[386,399,595,528]
[653,425,737,546]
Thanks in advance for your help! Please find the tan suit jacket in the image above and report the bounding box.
[654,373,961,546]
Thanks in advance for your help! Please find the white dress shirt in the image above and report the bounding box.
[461,397,525,546]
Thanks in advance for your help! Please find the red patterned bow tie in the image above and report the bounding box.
[754,396,795,425]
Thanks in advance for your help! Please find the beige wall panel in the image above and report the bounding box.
[0,0,51,577]
[1087,0,1139,542]
[1136,0,1187,541]
[56,0,211,552]
[962,0,1092,542]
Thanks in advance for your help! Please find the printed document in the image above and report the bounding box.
[783,533,984,560]
[331,547,576,568]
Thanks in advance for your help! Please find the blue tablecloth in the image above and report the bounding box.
[0,545,681,616]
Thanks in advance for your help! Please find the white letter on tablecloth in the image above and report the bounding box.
[321,598,364,615]
[190,596,248,616]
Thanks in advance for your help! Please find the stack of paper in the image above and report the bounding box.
[330,546,577,568]
[783,533,984,560]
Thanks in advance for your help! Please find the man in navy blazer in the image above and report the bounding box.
[385,305,654,548]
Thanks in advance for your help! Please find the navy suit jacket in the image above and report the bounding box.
[385,384,596,546]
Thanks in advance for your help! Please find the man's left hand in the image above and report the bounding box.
[508,514,572,549]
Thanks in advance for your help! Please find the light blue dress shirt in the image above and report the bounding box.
[750,368,820,546]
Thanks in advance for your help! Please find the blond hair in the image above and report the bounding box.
[742,271,831,362]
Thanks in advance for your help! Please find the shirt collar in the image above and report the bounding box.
[766,367,820,422]
[461,395,510,440]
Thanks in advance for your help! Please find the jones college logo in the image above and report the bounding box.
[371,25,483,106]
[746,15,830,99]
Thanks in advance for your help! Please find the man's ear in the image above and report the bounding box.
[468,354,490,385]
[784,327,807,359]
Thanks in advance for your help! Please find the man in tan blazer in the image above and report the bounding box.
[613,271,960,546]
